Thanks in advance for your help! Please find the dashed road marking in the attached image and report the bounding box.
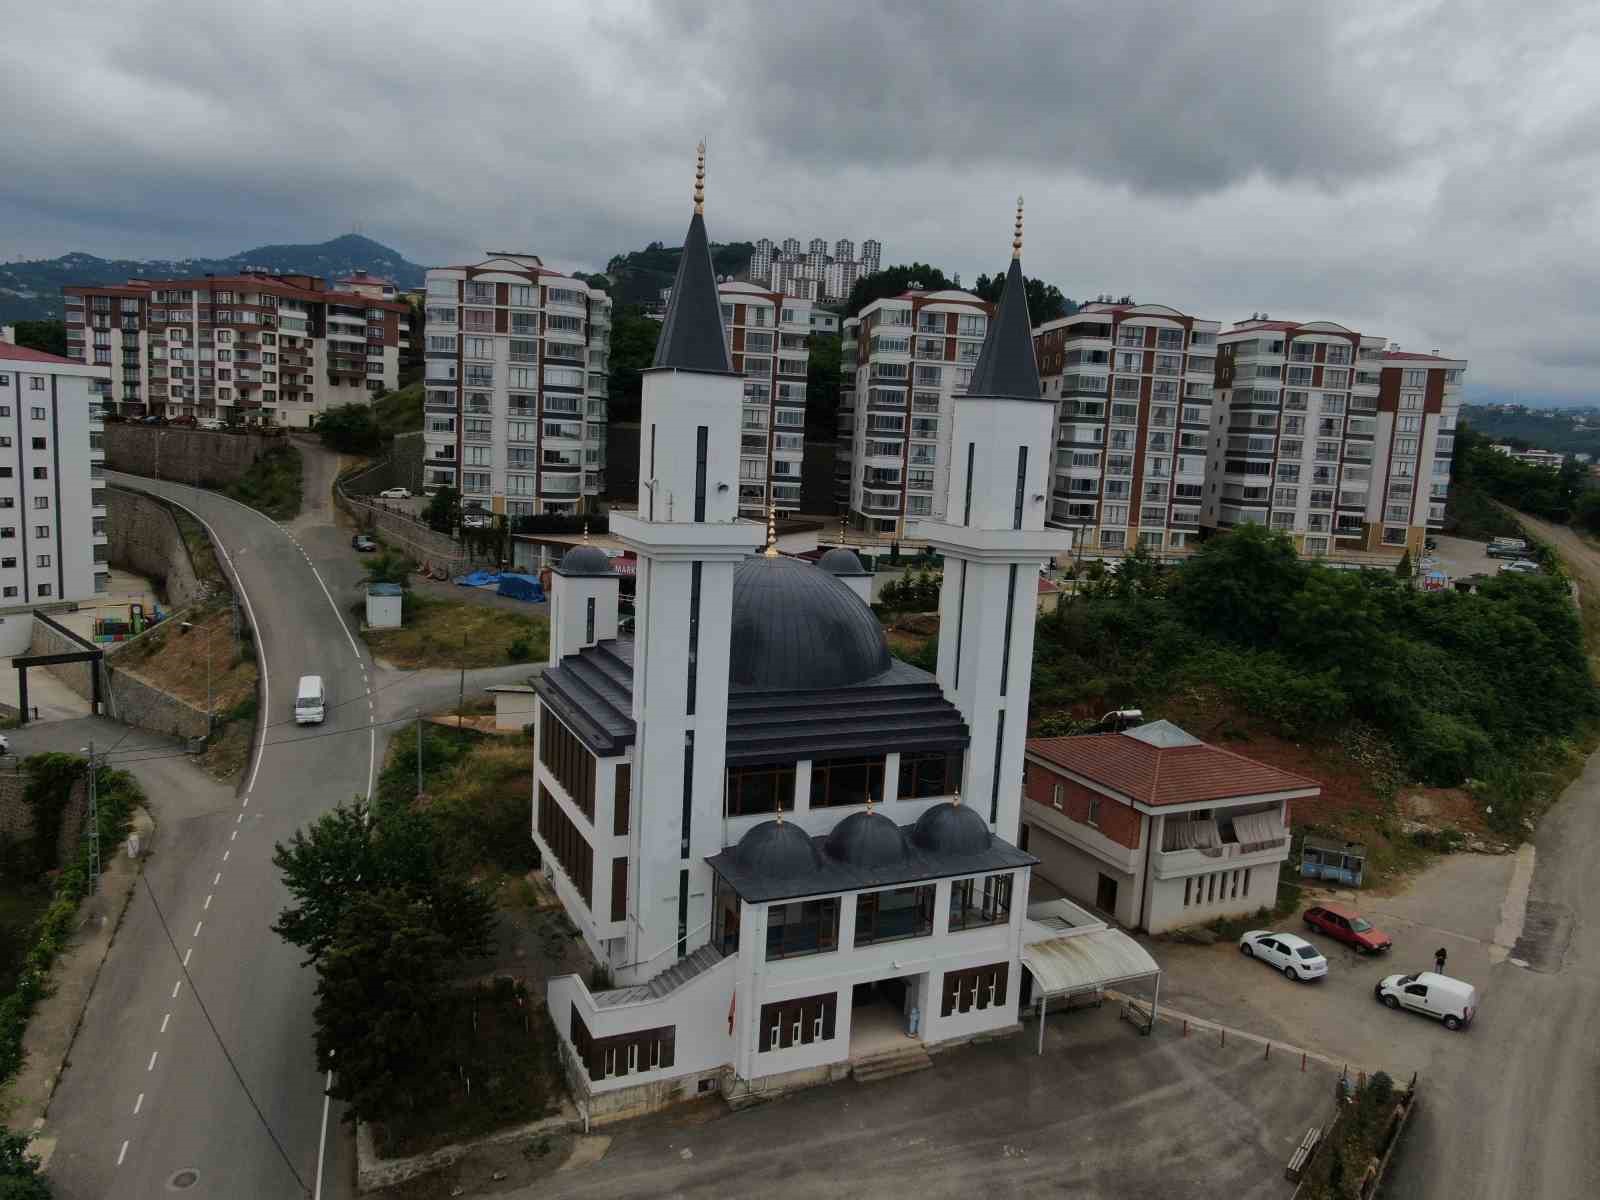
[213,873,221,886]
[193,921,203,938]
[223,850,230,861]
[182,948,192,967]
[230,830,237,841]
[172,981,182,1000]
[117,1140,128,1166]
[204,894,212,911]
[147,1051,158,1072]
[133,1092,144,1115]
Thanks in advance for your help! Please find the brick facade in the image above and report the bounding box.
[1022,761,1142,849]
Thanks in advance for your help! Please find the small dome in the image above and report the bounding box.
[735,820,821,878]
[730,555,891,691]
[910,802,992,857]
[824,810,907,868]
[558,544,614,576]
[817,547,867,576]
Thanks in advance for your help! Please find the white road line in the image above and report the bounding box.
[230,830,237,841]
[117,1139,128,1166]
[147,1051,158,1072]
[309,564,364,661]
[133,1092,144,1115]
[204,894,212,911]
[313,1066,334,1200]
[182,948,192,966]
[171,981,182,1000]
[367,724,376,800]
[160,1013,170,1033]
[236,814,243,824]
[193,921,203,938]
[242,795,249,807]
[213,872,221,886]
[223,850,230,862]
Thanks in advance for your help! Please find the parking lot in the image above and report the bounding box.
[1425,534,1519,583]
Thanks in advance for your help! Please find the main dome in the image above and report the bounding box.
[729,555,891,691]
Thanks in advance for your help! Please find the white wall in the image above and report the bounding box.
[1146,860,1281,934]
[1024,821,1140,928]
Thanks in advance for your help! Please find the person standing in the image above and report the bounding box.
[1434,946,1448,975]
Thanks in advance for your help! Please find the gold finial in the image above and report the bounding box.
[581,520,590,545]
[764,503,779,557]
[1012,195,1024,260]
[694,140,706,214]
[776,800,784,825]
[952,787,962,808]
[838,515,847,546]
[865,790,875,813]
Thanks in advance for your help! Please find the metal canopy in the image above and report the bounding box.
[1022,929,1162,1054]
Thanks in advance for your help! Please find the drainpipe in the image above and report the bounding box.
[1138,812,1157,932]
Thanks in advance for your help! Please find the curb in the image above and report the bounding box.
[354,1103,580,1193]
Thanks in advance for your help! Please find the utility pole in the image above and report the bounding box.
[415,710,423,797]
[85,740,100,892]
[205,622,214,733]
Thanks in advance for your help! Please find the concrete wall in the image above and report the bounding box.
[1024,821,1140,928]
[103,425,281,486]
[27,614,96,704]
[100,663,209,740]
[390,432,424,494]
[105,487,207,609]
[0,771,88,867]
[1145,860,1281,935]
[336,470,494,576]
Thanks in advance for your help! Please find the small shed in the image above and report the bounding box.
[1301,834,1367,887]
[486,683,538,731]
[366,582,404,630]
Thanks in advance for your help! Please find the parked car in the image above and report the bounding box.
[197,417,226,431]
[379,487,411,499]
[462,513,492,529]
[1499,559,1539,574]
[351,534,378,552]
[1239,930,1329,982]
[1375,971,1476,1031]
[1303,904,1393,953]
[139,414,164,425]
[1424,536,1438,551]
[0,733,9,755]
[169,414,197,427]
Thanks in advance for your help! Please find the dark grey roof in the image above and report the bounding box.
[816,547,869,576]
[729,554,890,691]
[555,544,614,576]
[532,639,636,755]
[825,810,908,869]
[708,818,1036,904]
[910,801,993,857]
[966,255,1046,402]
[650,211,734,375]
[734,820,823,879]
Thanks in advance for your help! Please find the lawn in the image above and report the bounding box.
[221,443,303,520]
[363,596,548,669]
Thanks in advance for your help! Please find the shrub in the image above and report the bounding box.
[507,637,532,663]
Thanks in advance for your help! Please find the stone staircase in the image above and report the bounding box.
[593,944,725,1008]
[851,1042,933,1084]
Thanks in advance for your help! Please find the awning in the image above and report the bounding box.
[1022,928,1161,997]
[1232,809,1284,847]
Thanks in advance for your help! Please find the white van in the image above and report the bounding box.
[295,675,326,725]
[1375,971,1477,1030]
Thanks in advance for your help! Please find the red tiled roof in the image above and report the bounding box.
[1382,351,1450,361]
[1027,729,1320,807]
[1227,320,1301,332]
[0,341,85,367]
[64,275,406,312]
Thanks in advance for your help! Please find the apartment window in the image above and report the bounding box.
[810,756,885,807]
[1050,783,1064,810]
[33,525,48,539]
[35,583,50,597]
[940,962,1008,1017]
[35,554,50,568]
[758,993,836,1052]
[855,885,935,946]
[0,529,12,540]
[725,763,795,816]
[1100,529,1126,549]
[30,407,44,420]
[31,467,46,480]
[948,874,1013,931]
[32,497,47,510]
[1399,393,1424,411]
[1,588,12,598]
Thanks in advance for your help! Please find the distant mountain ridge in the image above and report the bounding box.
[0,234,426,324]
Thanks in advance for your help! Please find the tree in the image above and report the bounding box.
[844,264,956,318]
[423,486,460,533]
[606,305,662,422]
[971,273,1074,323]
[1172,524,1306,647]
[1394,549,1414,580]
[317,404,381,454]
[806,332,842,436]
[9,320,66,359]
[362,549,412,590]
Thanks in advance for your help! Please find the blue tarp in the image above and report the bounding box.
[496,573,545,603]
[456,571,501,588]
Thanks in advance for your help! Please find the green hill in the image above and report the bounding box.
[605,240,754,308]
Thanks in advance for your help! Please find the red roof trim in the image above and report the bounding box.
[1026,729,1320,807]
[0,342,87,366]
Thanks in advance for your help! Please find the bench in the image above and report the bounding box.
[1285,1125,1322,1182]
[1119,998,1153,1035]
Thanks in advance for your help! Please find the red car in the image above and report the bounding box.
[1303,904,1393,953]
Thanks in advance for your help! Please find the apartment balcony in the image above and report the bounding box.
[463,430,492,444]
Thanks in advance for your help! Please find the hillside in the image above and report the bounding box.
[0,234,425,325]
[1461,404,1600,458]
[605,240,754,308]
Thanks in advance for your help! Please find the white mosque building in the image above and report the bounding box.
[534,156,1151,1119]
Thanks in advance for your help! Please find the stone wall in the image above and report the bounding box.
[391,432,425,494]
[337,466,492,576]
[27,614,96,704]
[101,665,209,740]
[0,771,89,868]
[104,425,281,486]
[105,487,208,609]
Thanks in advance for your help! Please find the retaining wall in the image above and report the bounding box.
[105,487,207,609]
[27,615,96,704]
[337,464,492,576]
[103,425,281,486]
[101,664,209,739]
[0,771,89,867]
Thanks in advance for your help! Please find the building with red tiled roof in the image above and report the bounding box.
[1022,720,1319,932]
[61,272,411,428]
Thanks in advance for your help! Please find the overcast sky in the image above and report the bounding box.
[4,0,1599,403]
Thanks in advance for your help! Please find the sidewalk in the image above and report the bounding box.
[2,807,154,1158]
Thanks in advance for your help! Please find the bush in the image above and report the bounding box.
[507,637,532,663]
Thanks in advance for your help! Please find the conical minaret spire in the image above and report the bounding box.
[965,197,1044,403]
[651,141,733,374]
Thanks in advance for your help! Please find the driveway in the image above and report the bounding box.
[1426,534,1498,582]
[532,1006,1333,1200]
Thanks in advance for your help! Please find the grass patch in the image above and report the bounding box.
[363,596,549,670]
[372,381,424,441]
[219,443,303,520]
[372,979,562,1159]
[170,506,223,584]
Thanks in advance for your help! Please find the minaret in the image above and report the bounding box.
[609,144,762,979]
[909,198,1069,841]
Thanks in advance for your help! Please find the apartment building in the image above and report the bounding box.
[836,290,992,534]
[421,254,611,516]
[720,282,812,519]
[1200,319,1467,559]
[1034,302,1221,557]
[61,275,409,428]
[0,340,108,653]
[746,235,883,304]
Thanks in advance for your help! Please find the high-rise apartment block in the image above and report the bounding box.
[421,254,611,516]
[1034,303,1220,556]
[836,289,992,534]
[719,282,813,518]
[745,235,882,303]
[0,339,108,652]
[1199,319,1466,558]
[860,239,882,275]
[61,275,409,427]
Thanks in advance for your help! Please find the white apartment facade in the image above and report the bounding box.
[1033,303,1220,558]
[421,255,611,516]
[63,275,409,428]
[0,341,108,654]
[837,290,992,534]
[720,282,813,519]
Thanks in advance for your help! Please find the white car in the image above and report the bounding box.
[197,417,226,431]
[379,487,411,499]
[1239,930,1328,982]
[1499,559,1538,574]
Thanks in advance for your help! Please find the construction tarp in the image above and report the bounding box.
[456,571,501,588]
[1022,929,1161,998]
[496,573,545,603]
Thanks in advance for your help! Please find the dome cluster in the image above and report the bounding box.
[732,799,992,879]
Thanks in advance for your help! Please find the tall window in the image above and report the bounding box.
[940,962,1008,1016]
[810,756,885,808]
[539,707,596,821]
[725,763,795,816]
[537,785,593,905]
[766,898,839,960]
[898,750,962,799]
[855,886,935,946]
[948,874,1013,931]
[759,992,837,1052]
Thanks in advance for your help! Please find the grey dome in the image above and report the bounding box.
[557,545,614,576]
[910,802,992,856]
[730,555,890,691]
[817,547,867,575]
[824,810,908,869]
[735,819,821,878]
